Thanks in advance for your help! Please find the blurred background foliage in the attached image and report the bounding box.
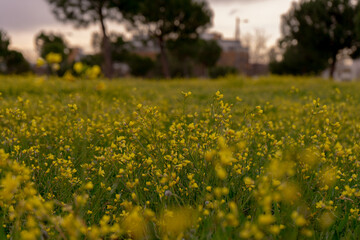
[1,0,360,79]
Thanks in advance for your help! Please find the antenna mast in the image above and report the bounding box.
[235,17,240,41]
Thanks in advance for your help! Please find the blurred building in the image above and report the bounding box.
[202,32,249,74]
[322,57,360,81]
[113,62,130,76]
[129,28,251,75]
[67,47,84,63]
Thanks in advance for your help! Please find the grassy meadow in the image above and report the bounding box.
[1,75,360,239]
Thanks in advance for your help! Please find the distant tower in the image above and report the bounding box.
[235,17,240,41]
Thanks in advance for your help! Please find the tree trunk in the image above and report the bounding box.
[202,64,208,78]
[99,7,113,79]
[158,37,171,79]
[329,57,336,79]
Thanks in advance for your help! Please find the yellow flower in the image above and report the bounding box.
[46,52,62,64]
[215,165,227,180]
[86,65,102,79]
[258,214,275,225]
[84,182,94,190]
[73,62,84,74]
[36,58,45,67]
[98,167,105,177]
[122,207,147,239]
[64,71,75,82]
[318,212,335,229]
[291,211,306,227]
[1,173,20,202]
[244,177,255,188]
[95,82,106,91]
[160,208,196,238]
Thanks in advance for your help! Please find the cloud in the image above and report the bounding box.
[0,0,57,31]
[0,0,271,32]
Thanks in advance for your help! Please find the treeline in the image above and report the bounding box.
[0,31,30,74]
[33,30,222,79]
[270,0,360,77]
[3,0,358,79]
[0,0,223,79]
[44,0,220,79]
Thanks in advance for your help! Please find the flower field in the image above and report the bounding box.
[1,75,360,239]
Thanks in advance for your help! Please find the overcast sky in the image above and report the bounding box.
[0,0,295,61]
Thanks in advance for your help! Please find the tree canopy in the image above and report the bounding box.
[47,0,116,27]
[269,45,328,75]
[35,31,68,60]
[272,0,359,77]
[0,30,10,57]
[0,29,30,74]
[167,38,221,77]
[354,2,360,57]
[46,0,216,79]
[114,0,213,78]
[46,0,136,78]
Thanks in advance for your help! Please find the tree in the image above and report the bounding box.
[269,44,328,75]
[91,32,130,62]
[0,30,10,57]
[91,31,154,77]
[5,50,31,74]
[34,31,72,76]
[35,31,68,60]
[166,38,221,77]
[117,0,213,78]
[279,0,359,78]
[0,29,30,74]
[197,39,222,70]
[353,2,360,57]
[46,0,136,78]
[167,38,200,77]
[127,54,154,77]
